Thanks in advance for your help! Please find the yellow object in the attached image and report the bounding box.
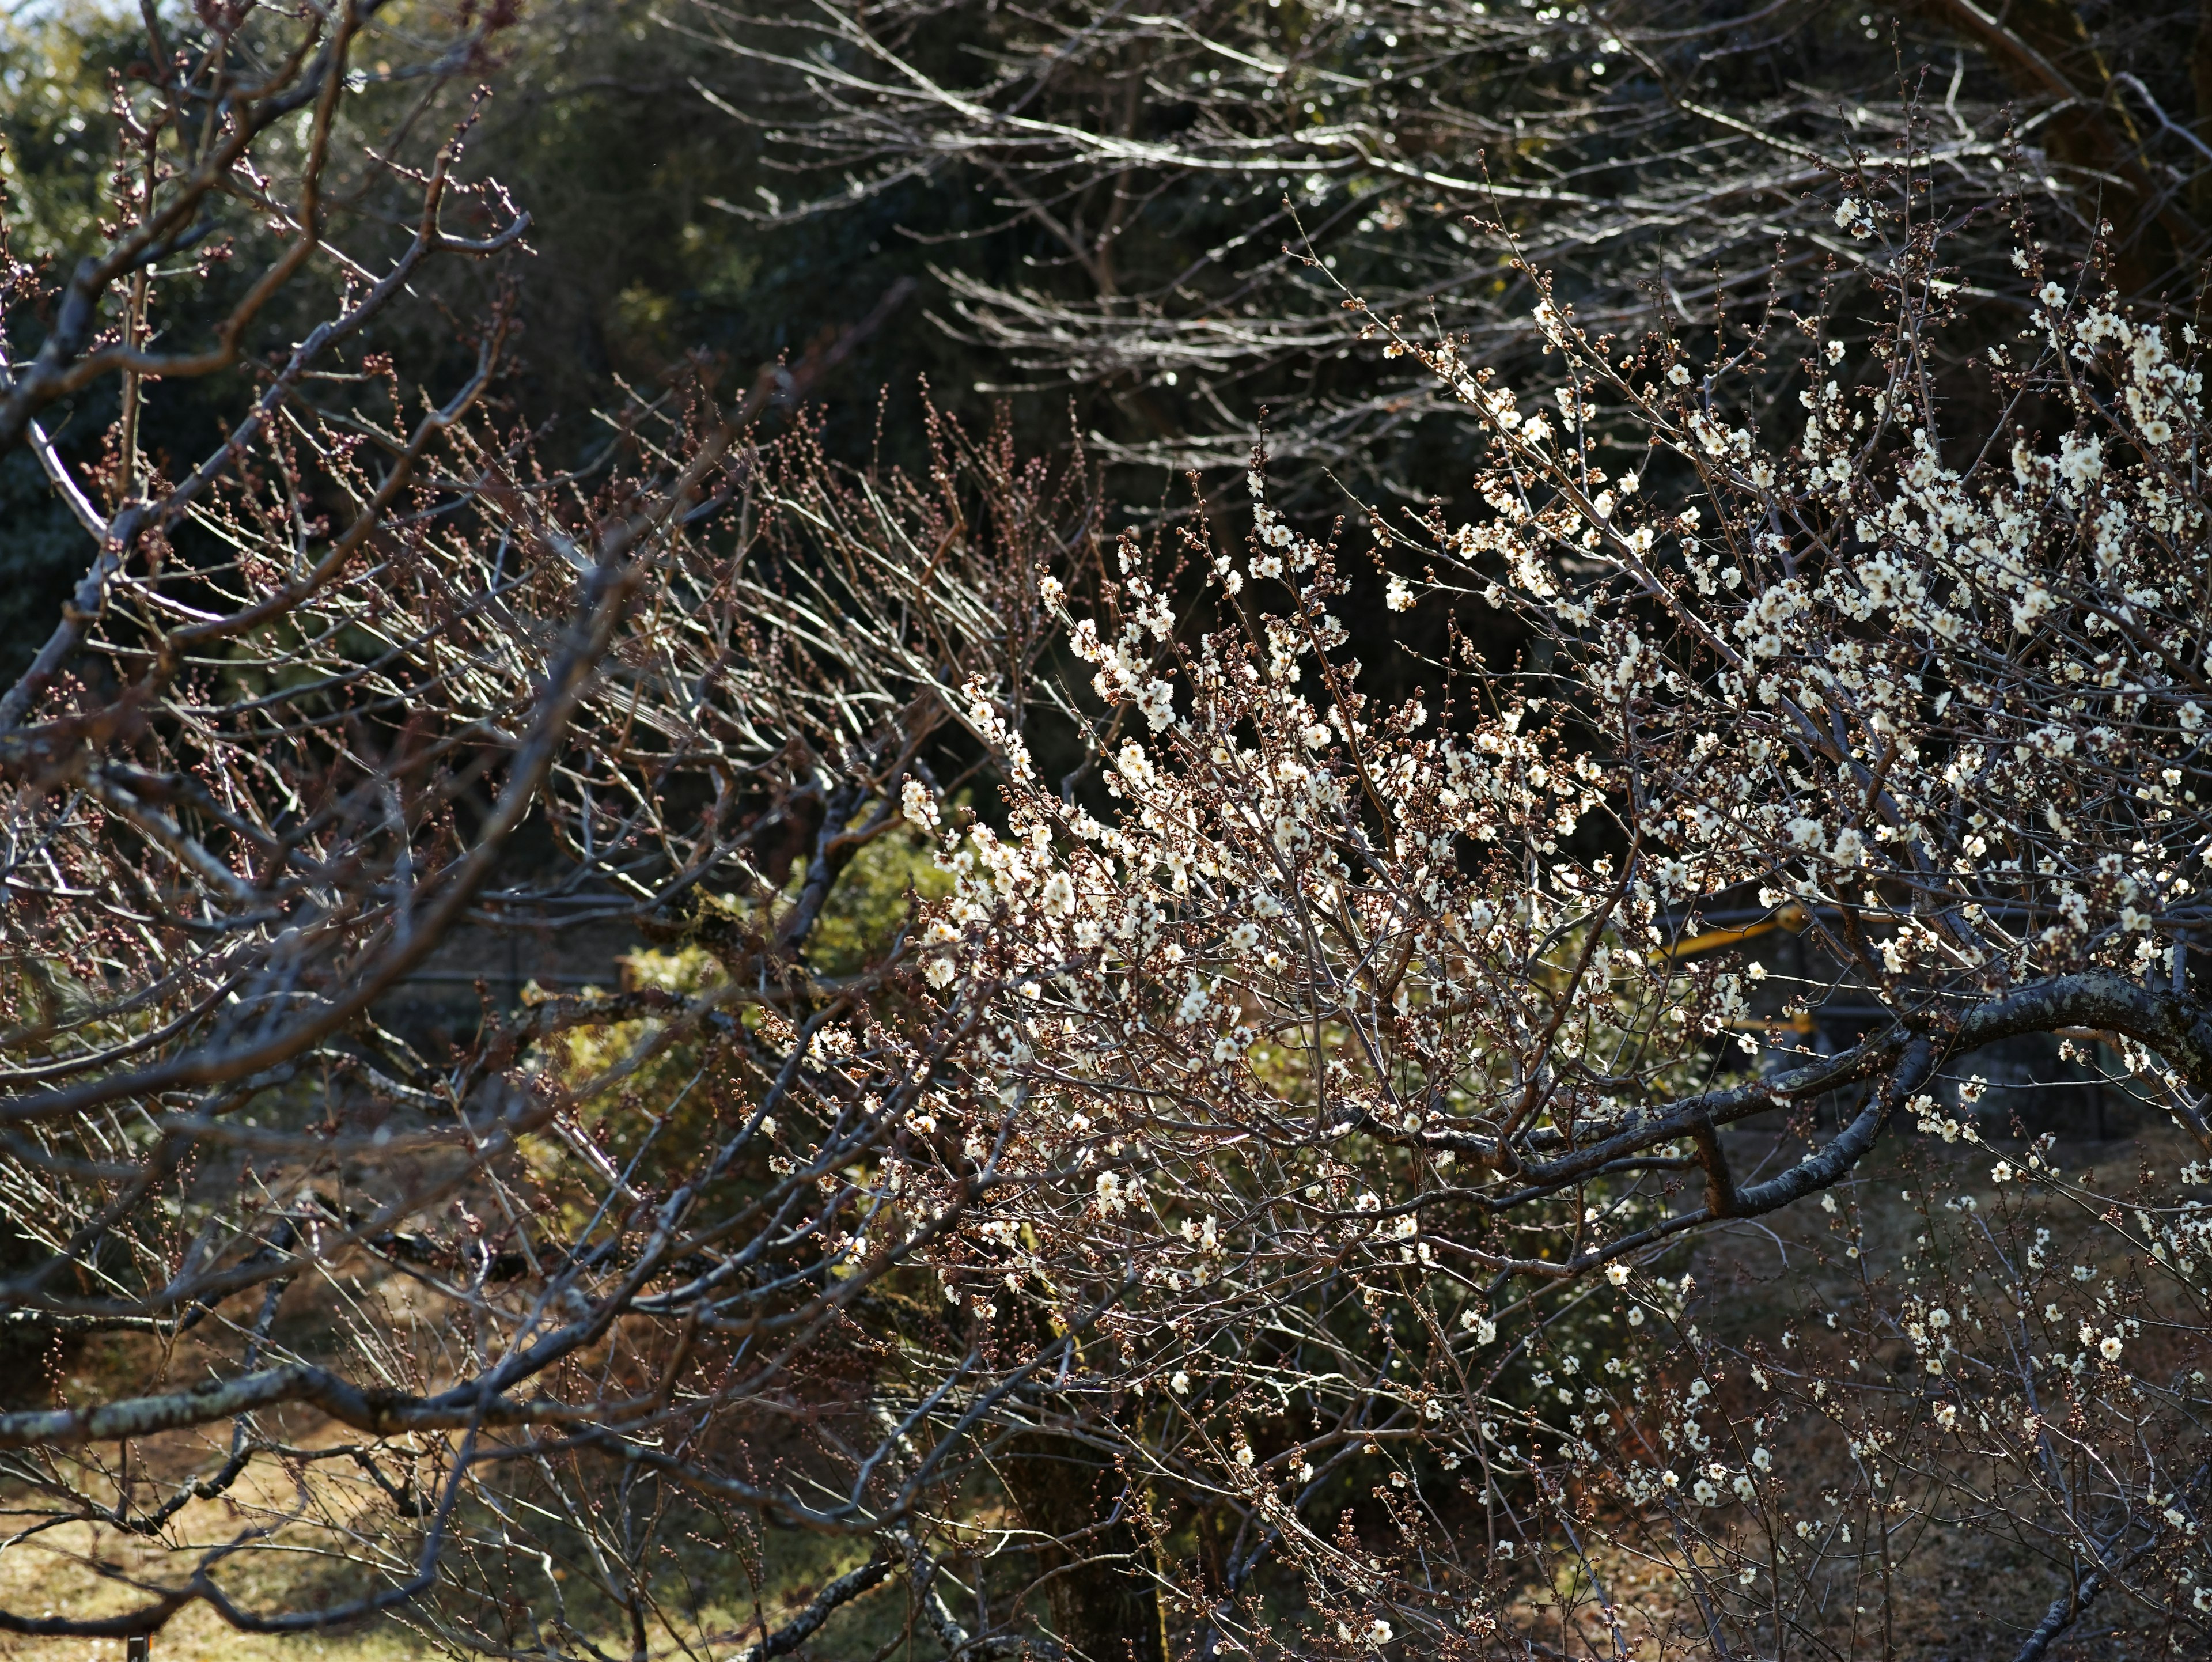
[1652,903,1810,964]
[1728,1010,1817,1035]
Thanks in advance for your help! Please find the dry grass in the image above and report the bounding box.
[0,1472,913,1661]
[3,1115,2191,1659]
[0,1296,917,1660]
[0,1520,431,1661]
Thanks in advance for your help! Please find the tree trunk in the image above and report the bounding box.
[998,1430,1169,1662]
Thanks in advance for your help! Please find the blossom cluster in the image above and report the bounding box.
[874,213,2212,1654]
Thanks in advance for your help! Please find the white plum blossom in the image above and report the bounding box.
[885,247,2212,1661]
